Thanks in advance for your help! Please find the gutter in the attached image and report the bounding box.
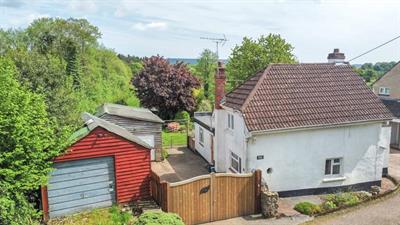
[248,118,393,136]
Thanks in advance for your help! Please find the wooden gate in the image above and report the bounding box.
[151,170,262,225]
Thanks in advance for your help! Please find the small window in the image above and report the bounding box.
[227,113,234,130]
[325,158,342,176]
[199,127,204,145]
[230,152,241,173]
[379,87,390,96]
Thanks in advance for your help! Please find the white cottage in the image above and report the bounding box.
[194,50,393,196]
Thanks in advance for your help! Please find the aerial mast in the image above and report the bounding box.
[200,34,228,59]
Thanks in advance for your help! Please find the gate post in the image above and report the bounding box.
[254,170,262,213]
[210,173,216,222]
[161,181,169,212]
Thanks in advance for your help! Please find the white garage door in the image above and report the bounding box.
[47,157,116,218]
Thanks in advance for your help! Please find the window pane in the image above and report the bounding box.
[228,115,230,128]
[231,158,239,171]
[231,116,234,129]
[333,158,340,163]
[325,160,331,175]
[332,165,340,174]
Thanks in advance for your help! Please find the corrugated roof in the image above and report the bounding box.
[68,113,153,149]
[96,103,164,123]
[224,63,393,132]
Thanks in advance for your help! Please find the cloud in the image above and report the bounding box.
[68,0,97,13]
[132,21,168,31]
[0,0,25,8]
[8,12,49,27]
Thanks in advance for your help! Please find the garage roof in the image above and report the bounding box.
[97,103,164,123]
[68,113,153,149]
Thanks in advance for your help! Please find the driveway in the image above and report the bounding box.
[151,147,209,182]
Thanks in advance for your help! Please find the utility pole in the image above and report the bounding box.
[200,34,228,59]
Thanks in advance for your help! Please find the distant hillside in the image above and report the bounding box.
[168,58,228,65]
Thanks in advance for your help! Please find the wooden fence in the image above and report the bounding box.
[150,170,262,225]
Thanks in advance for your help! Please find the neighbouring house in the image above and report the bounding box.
[194,49,393,197]
[96,103,164,161]
[42,113,153,219]
[372,62,400,149]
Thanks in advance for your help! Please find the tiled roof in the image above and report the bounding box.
[224,63,393,132]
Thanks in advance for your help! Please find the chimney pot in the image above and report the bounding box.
[327,48,345,64]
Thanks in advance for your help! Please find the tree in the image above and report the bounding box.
[0,58,67,225]
[0,18,139,128]
[226,34,296,89]
[195,49,218,99]
[132,55,200,119]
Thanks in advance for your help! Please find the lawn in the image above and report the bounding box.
[162,131,187,148]
[48,206,135,225]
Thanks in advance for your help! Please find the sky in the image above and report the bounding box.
[1,0,400,64]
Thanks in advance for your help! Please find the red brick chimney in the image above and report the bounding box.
[215,61,226,109]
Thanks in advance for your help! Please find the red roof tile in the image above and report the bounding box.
[224,63,393,131]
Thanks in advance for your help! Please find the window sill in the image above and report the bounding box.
[322,176,346,183]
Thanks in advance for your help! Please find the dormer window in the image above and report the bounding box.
[379,87,390,96]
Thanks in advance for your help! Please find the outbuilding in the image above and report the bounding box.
[41,113,152,219]
[96,103,164,161]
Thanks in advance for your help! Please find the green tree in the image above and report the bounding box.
[0,58,67,225]
[226,34,296,89]
[195,49,218,99]
[0,18,139,128]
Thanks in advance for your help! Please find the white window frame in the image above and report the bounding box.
[199,127,204,146]
[230,152,241,173]
[227,113,234,130]
[325,158,342,176]
[379,87,390,96]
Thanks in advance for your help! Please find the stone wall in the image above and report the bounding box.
[261,190,279,218]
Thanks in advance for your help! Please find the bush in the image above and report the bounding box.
[134,211,184,225]
[294,202,321,216]
[175,111,190,122]
[324,193,360,207]
[109,205,133,225]
[162,149,169,159]
[322,201,337,211]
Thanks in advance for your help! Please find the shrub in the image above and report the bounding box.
[167,122,180,132]
[134,211,184,225]
[162,149,169,159]
[322,201,337,211]
[175,111,190,122]
[109,205,133,225]
[294,202,321,215]
[324,193,360,207]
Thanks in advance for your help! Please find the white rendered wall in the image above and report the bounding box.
[247,123,388,192]
[214,108,247,173]
[194,123,213,164]
[380,125,391,169]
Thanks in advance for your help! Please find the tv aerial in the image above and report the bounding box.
[200,34,228,59]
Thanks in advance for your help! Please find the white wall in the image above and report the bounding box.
[194,123,214,164]
[247,122,388,192]
[214,108,248,173]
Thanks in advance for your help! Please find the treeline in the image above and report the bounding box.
[354,61,397,84]
[0,18,139,129]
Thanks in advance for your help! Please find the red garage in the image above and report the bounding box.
[42,113,152,219]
